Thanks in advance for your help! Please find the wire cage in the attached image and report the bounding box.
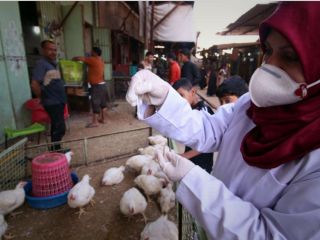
[168,138,208,240]
[0,138,28,191]
[178,204,208,240]
[25,127,152,168]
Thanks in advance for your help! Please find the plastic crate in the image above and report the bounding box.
[59,60,84,86]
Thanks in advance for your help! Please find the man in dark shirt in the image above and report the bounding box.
[31,40,66,150]
[179,48,201,87]
[216,75,248,105]
[173,78,214,173]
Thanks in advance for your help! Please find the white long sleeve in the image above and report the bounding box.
[138,88,236,153]
[136,88,320,239]
[177,162,320,240]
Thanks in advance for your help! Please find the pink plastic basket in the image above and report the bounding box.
[31,153,73,197]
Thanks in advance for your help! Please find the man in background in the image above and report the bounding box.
[216,75,248,105]
[140,51,154,71]
[173,78,214,173]
[167,52,181,85]
[31,40,66,150]
[179,48,201,87]
[74,47,106,128]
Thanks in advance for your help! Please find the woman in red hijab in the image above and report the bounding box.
[127,2,320,239]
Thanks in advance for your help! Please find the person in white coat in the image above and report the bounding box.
[126,2,320,240]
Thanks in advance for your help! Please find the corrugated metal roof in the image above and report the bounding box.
[213,42,260,50]
[218,3,278,36]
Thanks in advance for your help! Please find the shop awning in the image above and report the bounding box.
[139,2,197,43]
[218,3,278,36]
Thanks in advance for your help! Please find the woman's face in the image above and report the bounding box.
[263,29,306,84]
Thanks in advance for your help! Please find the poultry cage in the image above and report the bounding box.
[168,139,208,240]
[0,138,28,191]
[24,126,152,167]
[14,126,208,239]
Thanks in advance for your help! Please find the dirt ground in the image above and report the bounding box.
[6,157,177,240]
[24,100,154,170]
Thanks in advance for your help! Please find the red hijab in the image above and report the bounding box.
[241,2,320,169]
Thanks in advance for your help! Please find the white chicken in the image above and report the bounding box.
[148,135,168,146]
[140,215,178,240]
[134,175,164,198]
[0,214,8,239]
[120,187,147,222]
[153,170,171,185]
[65,151,74,165]
[138,146,157,157]
[141,160,161,176]
[0,182,26,216]
[67,174,95,218]
[126,155,153,172]
[138,144,169,158]
[158,183,176,214]
[101,166,125,186]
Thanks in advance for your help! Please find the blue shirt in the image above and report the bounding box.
[32,58,66,106]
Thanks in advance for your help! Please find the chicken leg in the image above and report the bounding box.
[90,199,95,207]
[75,207,86,218]
[4,233,15,239]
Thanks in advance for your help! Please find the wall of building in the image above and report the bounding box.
[61,2,94,59]
[82,1,93,25]
[37,1,66,59]
[98,1,141,42]
[0,1,141,144]
[62,4,85,59]
[0,2,31,143]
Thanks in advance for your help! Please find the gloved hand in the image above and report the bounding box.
[126,70,170,107]
[156,149,196,182]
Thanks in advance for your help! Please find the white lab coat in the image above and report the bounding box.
[137,89,320,240]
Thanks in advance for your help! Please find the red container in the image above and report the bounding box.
[31,153,73,197]
[25,99,69,124]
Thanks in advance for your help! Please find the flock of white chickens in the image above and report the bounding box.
[0,135,178,240]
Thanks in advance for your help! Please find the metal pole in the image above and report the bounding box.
[149,1,155,51]
[144,2,148,51]
[178,203,183,240]
[83,138,88,165]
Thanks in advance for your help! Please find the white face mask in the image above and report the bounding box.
[249,64,313,107]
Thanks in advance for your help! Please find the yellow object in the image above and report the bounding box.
[59,60,84,86]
